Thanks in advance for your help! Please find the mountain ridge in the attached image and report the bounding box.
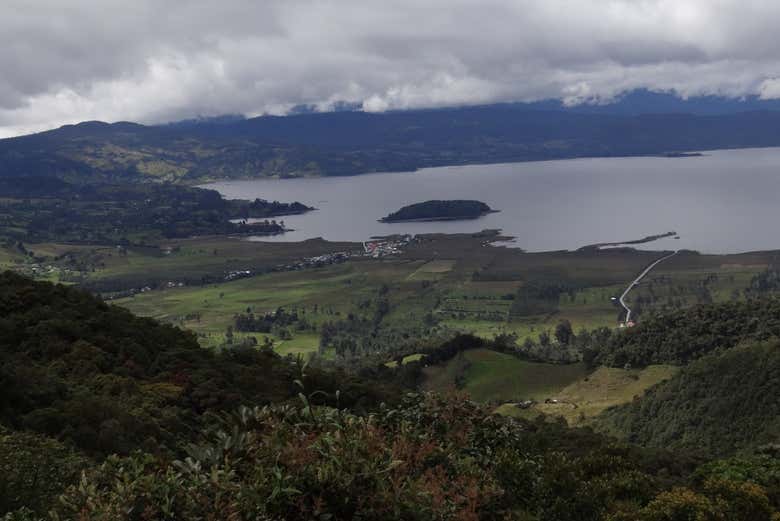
[4,93,780,184]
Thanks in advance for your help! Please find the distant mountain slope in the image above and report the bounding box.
[4,101,780,183]
[518,89,780,116]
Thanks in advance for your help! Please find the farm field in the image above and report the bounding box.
[5,231,779,366]
[624,260,767,314]
[4,226,778,450]
[118,260,414,355]
[6,236,362,290]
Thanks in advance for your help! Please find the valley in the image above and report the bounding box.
[4,223,775,418]
[1,148,778,519]
[4,4,780,518]
[2,149,777,442]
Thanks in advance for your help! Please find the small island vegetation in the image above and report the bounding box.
[380,199,496,223]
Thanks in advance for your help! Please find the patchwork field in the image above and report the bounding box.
[624,257,767,314]
[407,259,456,280]
[7,232,780,370]
[118,260,420,354]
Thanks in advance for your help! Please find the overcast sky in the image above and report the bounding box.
[3,0,780,137]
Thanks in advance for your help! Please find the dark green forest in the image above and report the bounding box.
[425,297,780,368]
[584,298,780,367]
[597,340,780,456]
[1,273,780,520]
[0,273,392,457]
[380,200,494,222]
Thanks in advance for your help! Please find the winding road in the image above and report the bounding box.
[618,251,679,324]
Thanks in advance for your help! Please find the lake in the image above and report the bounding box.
[204,147,780,253]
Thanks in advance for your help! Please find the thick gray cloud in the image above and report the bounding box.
[2,0,780,137]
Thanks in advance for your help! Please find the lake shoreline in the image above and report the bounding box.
[204,147,780,254]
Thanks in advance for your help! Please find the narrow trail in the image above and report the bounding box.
[619,251,679,324]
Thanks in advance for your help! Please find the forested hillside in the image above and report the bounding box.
[597,340,780,456]
[1,273,779,520]
[0,272,391,457]
[584,298,780,367]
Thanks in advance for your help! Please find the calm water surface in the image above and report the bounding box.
[204,147,780,253]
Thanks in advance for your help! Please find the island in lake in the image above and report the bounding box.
[380,200,497,223]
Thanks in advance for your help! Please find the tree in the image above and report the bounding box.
[554,319,574,345]
[638,487,718,521]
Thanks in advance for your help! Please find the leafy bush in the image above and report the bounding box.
[0,427,89,515]
[50,393,724,521]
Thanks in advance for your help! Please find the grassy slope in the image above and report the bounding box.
[422,348,589,402]
[531,365,679,425]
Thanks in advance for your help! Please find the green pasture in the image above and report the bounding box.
[422,348,590,402]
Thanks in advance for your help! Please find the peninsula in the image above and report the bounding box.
[578,231,679,251]
[380,200,497,223]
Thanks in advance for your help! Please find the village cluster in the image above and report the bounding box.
[362,235,413,257]
[21,235,417,300]
[226,236,414,277]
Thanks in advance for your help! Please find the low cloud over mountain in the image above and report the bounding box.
[4,0,780,136]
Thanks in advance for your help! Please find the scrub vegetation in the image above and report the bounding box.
[1,274,780,520]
